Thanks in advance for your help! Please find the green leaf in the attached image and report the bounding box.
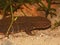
[0,0,7,9]
[54,20,60,27]
[24,4,31,10]
[37,3,47,11]
[20,9,27,16]
[40,1,47,9]
[37,7,45,11]
[50,8,56,12]
[35,0,41,3]
[14,16,18,21]
[24,0,32,3]
[49,12,57,18]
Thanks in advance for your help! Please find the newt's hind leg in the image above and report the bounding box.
[25,26,34,36]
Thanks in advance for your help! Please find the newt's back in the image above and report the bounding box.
[0,16,51,35]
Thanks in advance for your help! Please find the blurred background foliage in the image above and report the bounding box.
[0,0,58,18]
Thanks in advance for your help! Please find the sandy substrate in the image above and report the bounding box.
[0,27,60,45]
[0,5,60,45]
